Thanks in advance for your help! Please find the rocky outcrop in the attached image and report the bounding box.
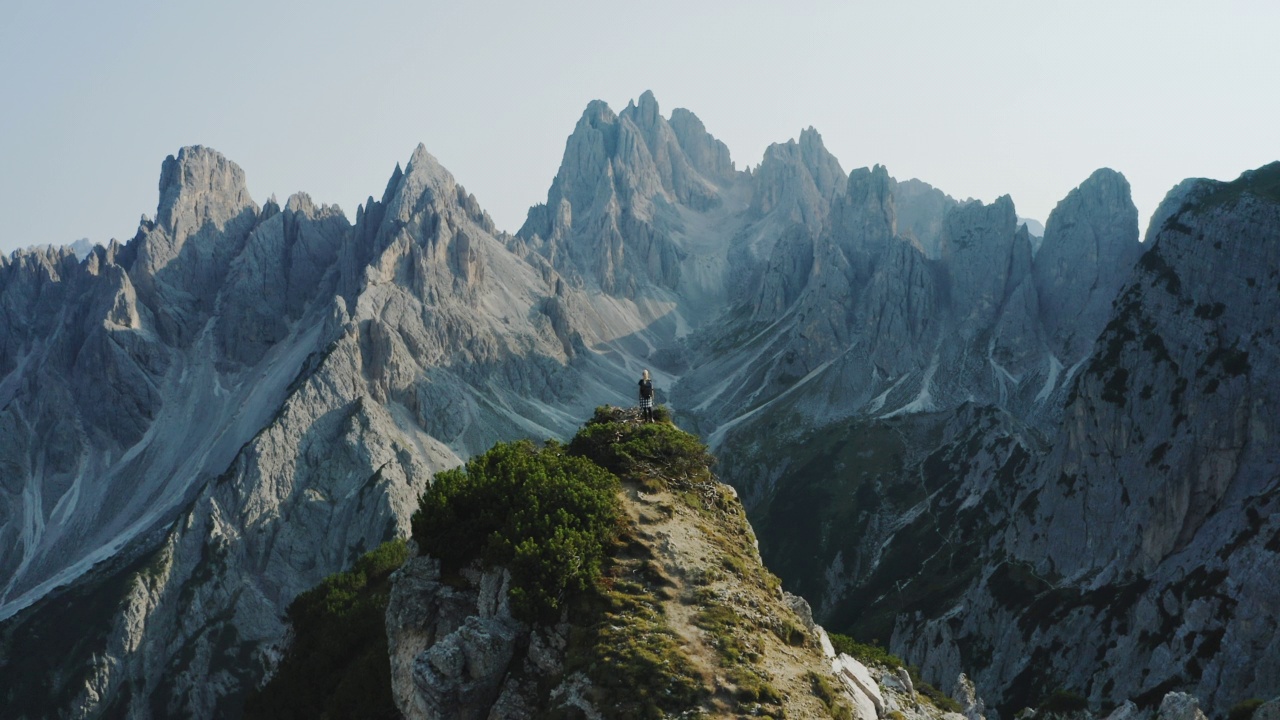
[749,127,846,226]
[1033,168,1142,364]
[382,413,990,720]
[131,146,261,345]
[386,558,533,720]
[893,177,958,259]
[516,93,719,297]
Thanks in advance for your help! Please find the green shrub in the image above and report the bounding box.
[244,539,409,720]
[1228,699,1265,720]
[411,439,621,622]
[652,404,672,423]
[569,408,714,492]
[827,633,904,669]
[1038,689,1089,715]
[917,678,963,714]
[807,671,854,720]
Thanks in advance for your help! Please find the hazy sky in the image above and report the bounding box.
[2,1,1278,255]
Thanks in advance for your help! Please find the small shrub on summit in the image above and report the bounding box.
[411,439,621,623]
[570,406,714,492]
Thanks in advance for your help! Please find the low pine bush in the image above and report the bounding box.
[411,439,621,623]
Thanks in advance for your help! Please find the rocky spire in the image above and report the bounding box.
[749,127,845,225]
[940,195,1025,336]
[669,107,735,183]
[129,146,260,344]
[517,92,733,295]
[1033,168,1141,362]
[147,145,257,271]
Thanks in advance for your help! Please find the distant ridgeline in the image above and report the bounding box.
[1,91,1277,719]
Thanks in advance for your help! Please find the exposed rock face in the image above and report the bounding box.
[133,146,261,345]
[956,674,987,720]
[0,138,646,717]
[518,93,698,296]
[749,127,846,225]
[889,164,1280,716]
[386,558,532,720]
[1157,694,1209,720]
[894,177,958,259]
[1034,168,1142,364]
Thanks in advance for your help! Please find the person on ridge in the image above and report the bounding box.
[638,369,655,423]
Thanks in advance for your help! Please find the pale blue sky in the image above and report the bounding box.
[2,1,1277,254]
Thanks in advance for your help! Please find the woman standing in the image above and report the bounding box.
[638,369,654,422]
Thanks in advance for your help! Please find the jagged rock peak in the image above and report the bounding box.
[1034,167,1140,360]
[1042,168,1137,246]
[751,126,846,223]
[155,145,255,240]
[404,143,452,184]
[846,164,893,204]
[284,192,313,214]
[669,106,735,181]
[624,88,662,129]
[830,164,897,248]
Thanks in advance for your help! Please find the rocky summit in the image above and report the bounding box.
[0,94,1276,719]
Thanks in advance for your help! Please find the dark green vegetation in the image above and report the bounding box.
[1037,689,1089,715]
[568,405,708,494]
[1228,698,1265,720]
[244,540,409,720]
[1189,161,1280,212]
[412,438,621,623]
[0,546,164,717]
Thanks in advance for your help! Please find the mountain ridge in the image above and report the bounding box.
[0,92,1275,718]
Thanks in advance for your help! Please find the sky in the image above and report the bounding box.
[2,0,1278,255]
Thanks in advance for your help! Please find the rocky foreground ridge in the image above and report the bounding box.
[1,92,1277,717]
[250,409,1276,720]
[246,408,981,719]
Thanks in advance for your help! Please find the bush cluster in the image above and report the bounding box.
[1038,689,1089,715]
[1228,699,1266,720]
[411,439,622,623]
[244,539,408,720]
[569,406,713,491]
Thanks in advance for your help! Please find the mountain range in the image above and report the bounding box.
[0,90,1276,718]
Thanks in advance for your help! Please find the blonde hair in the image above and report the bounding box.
[642,369,650,381]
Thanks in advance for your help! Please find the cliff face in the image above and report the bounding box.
[0,144,643,718]
[889,165,1280,714]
